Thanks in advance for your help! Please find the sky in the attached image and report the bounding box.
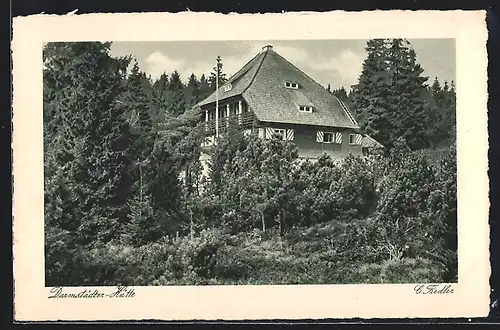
[110,39,456,91]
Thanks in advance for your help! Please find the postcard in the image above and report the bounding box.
[12,10,489,321]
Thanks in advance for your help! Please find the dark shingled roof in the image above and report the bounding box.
[196,46,360,130]
[196,51,266,106]
[361,134,385,149]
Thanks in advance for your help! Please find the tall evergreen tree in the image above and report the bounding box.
[43,42,134,246]
[351,39,429,150]
[350,39,393,148]
[166,70,186,116]
[209,55,228,90]
[119,60,158,246]
[150,72,170,123]
[386,39,429,150]
[198,74,212,99]
[185,73,201,108]
[124,61,153,136]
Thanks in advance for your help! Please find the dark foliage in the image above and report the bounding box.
[44,41,457,286]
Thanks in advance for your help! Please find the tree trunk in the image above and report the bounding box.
[190,210,194,240]
[261,211,266,232]
[279,210,285,237]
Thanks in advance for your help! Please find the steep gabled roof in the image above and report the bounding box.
[197,45,359,130]
[196,50,266,107]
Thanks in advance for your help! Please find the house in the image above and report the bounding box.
[194,45,380,175]
[361,134,385,155]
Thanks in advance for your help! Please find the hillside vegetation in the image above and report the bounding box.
[43,40,457,286]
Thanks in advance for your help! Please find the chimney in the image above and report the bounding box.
[262,45,273,52]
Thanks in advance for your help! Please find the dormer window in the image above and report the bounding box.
[298,105,313,113]
[285,82,299,89]
[223,84,233,92]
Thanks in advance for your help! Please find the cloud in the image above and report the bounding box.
[308,49,364,87]
[142,45,365,90]
[143,43,312,82]
[144,51,185,79]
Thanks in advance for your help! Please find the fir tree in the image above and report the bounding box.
[351,39,430,150]
[209,56,228,90]
[386,39,429,150]
[198,74,212,99]
[167,70,186,116]
[331,87,349,102]
[43,41,134,245]
[351,39,393,148]
[185,73,201,108]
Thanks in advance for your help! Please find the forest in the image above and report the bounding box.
[43,40,457,286]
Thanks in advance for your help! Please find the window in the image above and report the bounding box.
[209,111,215,120]
[273,128,286,140]
[349,134,362,145]
[323,132,334,143]
[266,127,294,141]
[285,82,299,89]
[298,105,313,113]
[223,84,232,92]
[317,131,343,144]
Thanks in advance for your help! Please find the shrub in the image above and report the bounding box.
[175,228,224,278]
[45,226,87,286]
[352,258,447,284]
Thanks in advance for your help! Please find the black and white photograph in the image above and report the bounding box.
[12,11,489,320]
[43,38,458,286]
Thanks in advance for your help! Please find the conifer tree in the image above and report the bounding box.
[351,39,430,150]
[185,73,201,108]
[150,73,170,123]
[198,74,212,99]
[351,39,393,148]
[331,87,349,102]
[386,39,429,150]
[166,70,186,116]
[43,42,134,245]
[209,56,228,90]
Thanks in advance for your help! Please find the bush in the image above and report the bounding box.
[70,228,226,286]
[45,226,87,286]
[352,258,447,284]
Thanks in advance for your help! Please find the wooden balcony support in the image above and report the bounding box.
[203,111,255,136]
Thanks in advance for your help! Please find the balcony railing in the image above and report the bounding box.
[204,112,255,135]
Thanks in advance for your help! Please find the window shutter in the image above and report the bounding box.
[316,131,324,142]
[356,134,362,145]
[286,129,294,141]
[335,132,343,144]
[265,127,274,139]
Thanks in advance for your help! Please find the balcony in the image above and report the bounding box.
[204,111,255,136]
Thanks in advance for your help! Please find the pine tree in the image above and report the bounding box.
[447,81,456,141]
[125,61,153,136]
[351,39,430,150]
[167,70,186,116]
[150,73,170,123]
[198,74,212,99]
[327,83,331,92]
[209,56,228,90]
[43,42,134,246]
[185,73,201,108]
[386,39,429,150]
[351,39,393,148]
[119,61,158,246]
[331,87,349,102]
